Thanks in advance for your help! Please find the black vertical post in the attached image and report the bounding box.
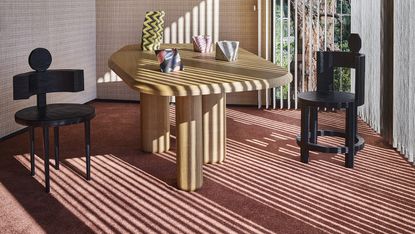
[300,106,310,163]
[43,127,50,193]
[54,127,59,170]
[310,107,318,144]
[85,120,91,180]
[36,93,47,109]
[345,103,356,168]
[316,52,334,95]
[29,127,35,176]
[355,105,358,136]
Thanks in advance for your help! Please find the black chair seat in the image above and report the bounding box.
[298,91,355,109]
[15,104,95,127]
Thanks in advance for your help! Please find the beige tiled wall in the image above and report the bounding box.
[0,0,96,138]
[0,0,265,138]
[96,0,260,102]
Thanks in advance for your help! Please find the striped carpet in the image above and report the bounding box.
[0,101,414,233]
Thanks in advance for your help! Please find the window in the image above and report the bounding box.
[273,0,352,108]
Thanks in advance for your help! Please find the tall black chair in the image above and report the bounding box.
[296,34,365,168]
[13,48,95,192]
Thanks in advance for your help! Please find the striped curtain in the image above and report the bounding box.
[394,1,415,163]
[351,0,382,132]
[352,0,414,164]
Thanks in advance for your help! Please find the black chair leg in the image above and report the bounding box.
[310,107,318,144]
[345,103,356,168]
[300,106,310,163]
[29,127,35,176]
[355,105,358,135]
[43,127,50,193]
[54,127,59,170]
[85,120,91,180]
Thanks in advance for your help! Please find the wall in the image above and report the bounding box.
[96,0,259,103]
[0,0,97,138]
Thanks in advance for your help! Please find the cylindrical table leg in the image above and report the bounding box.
[140,93,170,153]
[202,93,226,164]
[176,95,203,191]
[43,127,50,193]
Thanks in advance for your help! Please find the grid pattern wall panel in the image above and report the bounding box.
[0,0,97,138]
[96,0,259,102]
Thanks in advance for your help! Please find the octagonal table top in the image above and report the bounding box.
[108,44,292,97]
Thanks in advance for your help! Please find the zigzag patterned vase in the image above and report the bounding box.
[155,49,184,73]
[141,11,165,51]
[192,35,213,53]
[215,41,240,62]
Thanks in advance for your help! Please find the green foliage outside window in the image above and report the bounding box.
[274,0,352,100]
[334,0,351,92]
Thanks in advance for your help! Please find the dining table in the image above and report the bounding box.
[108,43,292,191]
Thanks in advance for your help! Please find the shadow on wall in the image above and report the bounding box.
[97,71,122,84]
[96,0,258,103]
[163,0,220,44]
[97,0,221,85]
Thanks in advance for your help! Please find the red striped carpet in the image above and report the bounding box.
[0,101,414,233]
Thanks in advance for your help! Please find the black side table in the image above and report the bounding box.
[296,91,365,168]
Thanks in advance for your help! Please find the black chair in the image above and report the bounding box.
[296,34,365,168]
[13,48,95,192]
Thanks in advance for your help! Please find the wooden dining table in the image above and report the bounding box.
[108,44,292,191]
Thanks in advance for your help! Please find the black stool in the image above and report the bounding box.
[13,48,95,192]
[296,34,365,168]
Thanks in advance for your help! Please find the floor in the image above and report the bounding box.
[0,101,414,233]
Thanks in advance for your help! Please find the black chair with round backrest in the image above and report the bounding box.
[296,33,365,168]
[13,48,95,192]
